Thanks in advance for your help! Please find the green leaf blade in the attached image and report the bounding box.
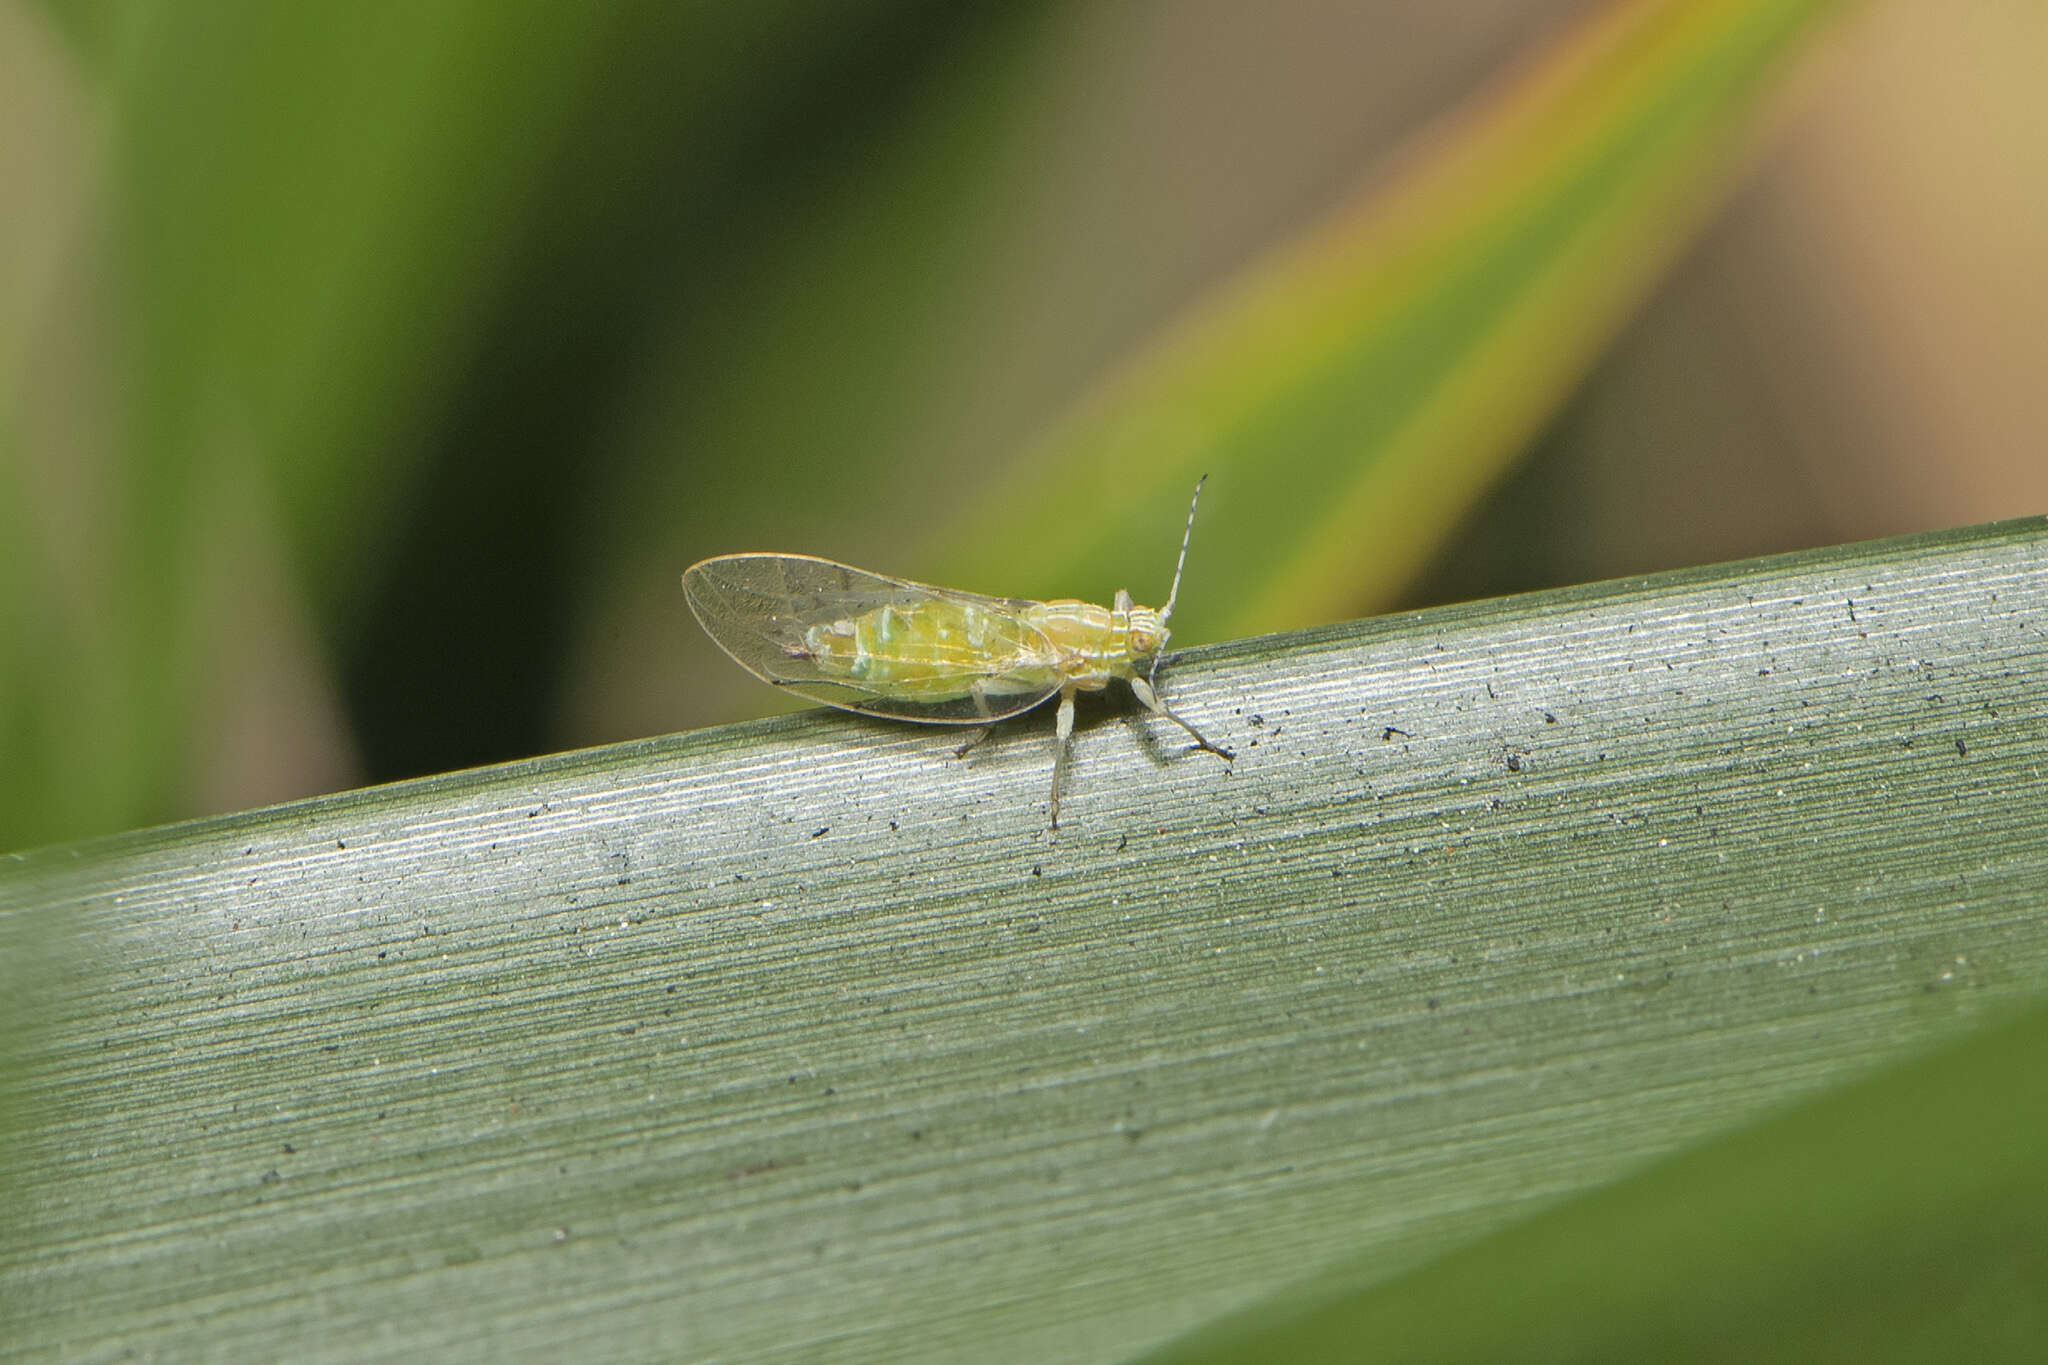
[5,517,2043,1360]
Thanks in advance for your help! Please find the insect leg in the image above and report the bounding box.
[1050,684,1076,829]
[1130,676,1235,759]
[953,679,996,757]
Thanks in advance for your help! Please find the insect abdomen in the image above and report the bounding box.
[805,600,1053,700]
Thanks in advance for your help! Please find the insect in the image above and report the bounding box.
[683,479,1233,827]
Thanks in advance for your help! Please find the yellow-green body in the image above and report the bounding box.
[802,598,1166,705]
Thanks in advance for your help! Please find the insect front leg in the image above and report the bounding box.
[1130,675,1235,759]
[1050,684,1076,829]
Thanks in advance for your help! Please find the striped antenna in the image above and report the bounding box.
[1159,475,1207,624]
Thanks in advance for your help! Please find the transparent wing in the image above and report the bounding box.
[683,554,1063,725]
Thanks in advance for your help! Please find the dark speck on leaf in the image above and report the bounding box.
[811,826,829,839]
[1505,754,1523,773]
[1956,737,1968,756]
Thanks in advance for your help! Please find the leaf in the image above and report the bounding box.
[928,0,1849,645]
[5,516,2044,1359]
[0,0,961,846]
[1143,998,2048,1364]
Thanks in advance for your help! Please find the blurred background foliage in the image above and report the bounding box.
[2,0,2044,852]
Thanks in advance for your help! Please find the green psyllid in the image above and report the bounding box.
[683,480,1232,827]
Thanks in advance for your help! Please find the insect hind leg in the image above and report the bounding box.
[952,678,998,758]
[1130,676,1234,759]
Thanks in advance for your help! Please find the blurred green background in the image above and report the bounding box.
[3,0,2043,853]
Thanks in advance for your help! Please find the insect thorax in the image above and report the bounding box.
[1025,600,1166,687]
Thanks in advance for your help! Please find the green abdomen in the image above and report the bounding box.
[804,600,1055,700]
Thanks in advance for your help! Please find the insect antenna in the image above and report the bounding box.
[1150,475,1207,689]
[1158,475,1206,624]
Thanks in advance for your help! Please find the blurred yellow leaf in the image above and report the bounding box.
[930,0,1845,646]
